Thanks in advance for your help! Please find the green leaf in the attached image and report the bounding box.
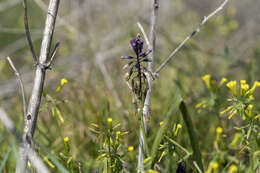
[179,101,204,172]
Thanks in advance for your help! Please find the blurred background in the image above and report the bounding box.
[0,0,260,172]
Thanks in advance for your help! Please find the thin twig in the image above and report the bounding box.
[46,42,60,67]
[6,56,27,117]
[23,0,38,62]
[155,0,229,74]
[0,108,50,173]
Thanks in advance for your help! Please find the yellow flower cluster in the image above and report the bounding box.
[202,74,227,90]
[226,80,260,97]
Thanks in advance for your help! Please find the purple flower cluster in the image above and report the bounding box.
[122,35,152,102]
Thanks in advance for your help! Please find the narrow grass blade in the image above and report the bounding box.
[179,101,204,172]
[150,93,182,168]
[0,148,11,172]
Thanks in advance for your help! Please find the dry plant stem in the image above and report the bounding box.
[23,0,38,62]
[0,108,50,173]
[17,0,60,172]
[7,57,27,117]
[137,1,159,172]
[155,0,229,74]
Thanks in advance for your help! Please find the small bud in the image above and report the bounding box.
[218,77,227,88]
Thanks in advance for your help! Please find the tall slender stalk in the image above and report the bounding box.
[138,0,159,172]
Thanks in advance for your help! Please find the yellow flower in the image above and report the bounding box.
[116,131,121,136]
[240,80,249,96]
[216,127,223,142]
[174,124,182,137]
[218,77,227,88]
[211,161,219,170]
[249,95,254,101]
[202,74,211,89]
[226,81,237,96]
[56,78,68,92]
[128,146,134,152]
[60,78,68,86]
[206,161,219,173]
[228,164,238,173]
[160,121,164,126]
[107,118,112,123]
[107,118,112,128]
[246,81,260,95]
[64,136,69,142]
[216,127,223,134]
[246,104,253,117]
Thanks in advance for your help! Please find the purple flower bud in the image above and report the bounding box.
[130,35,144,55]
[140,49,152,57]
[121,56,134,59]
